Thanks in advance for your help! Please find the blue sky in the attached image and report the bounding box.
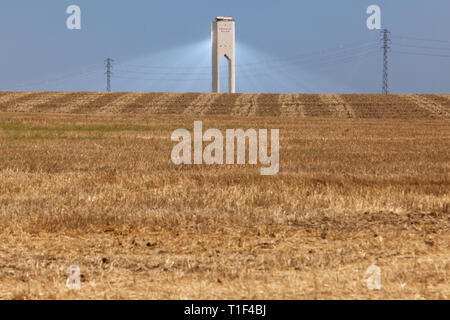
[0,0,449,93]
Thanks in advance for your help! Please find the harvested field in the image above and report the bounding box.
[0,92,449,119]
[0,92,448,299]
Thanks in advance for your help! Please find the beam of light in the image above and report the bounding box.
[7,37,374,93]
[114,39,212,93]
[234,42,356,93]
[115,38,359,93]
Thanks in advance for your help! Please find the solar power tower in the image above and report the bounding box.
[212,16,236,93]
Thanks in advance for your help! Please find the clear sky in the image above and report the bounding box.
[0,0,449,93]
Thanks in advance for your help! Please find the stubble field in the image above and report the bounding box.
[0,92,448,299]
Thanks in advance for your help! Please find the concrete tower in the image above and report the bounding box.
[212,16,235,93]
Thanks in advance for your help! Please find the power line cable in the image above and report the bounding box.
[392,51,450,58]
[393,43,450,51]
[393,35,450,44]
[5,66,101,90]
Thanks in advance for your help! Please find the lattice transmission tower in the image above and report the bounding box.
[381,29,391,94]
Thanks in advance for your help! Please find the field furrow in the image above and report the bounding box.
[279,94,305,117]
[31,92,86,112]
[55,93,99,113]
[319,94,355,118]
[183,93,219,114]
[0,92,49,111]
[0,92,448,119]
[72,92,125,113]
[120,93,163,113]
[166,93,202,114]
[142,93,180,114]
[420,94,450,116]
[340,94,383,118]
[207,93,242,115]
[96,93,142,113]
[257,94,281,116]
[438,94,450,107]
[5,92,65,113]
[233,94,259,116]
[400,95,449,119]
[299,94,332,117]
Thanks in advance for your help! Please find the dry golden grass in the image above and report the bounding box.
[1,91,446,119]
[0,92,448,300]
